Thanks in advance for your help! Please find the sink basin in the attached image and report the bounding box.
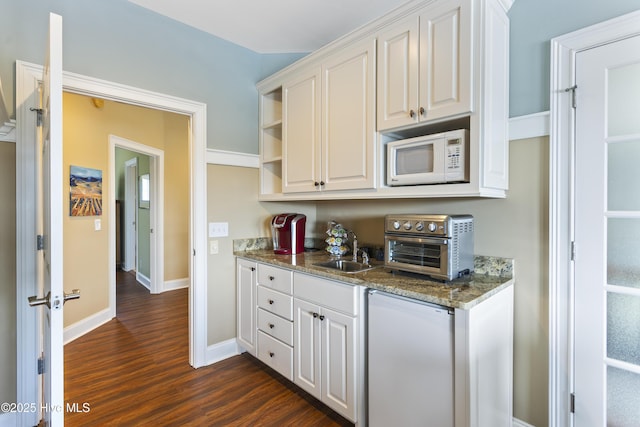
[313,259,375,274]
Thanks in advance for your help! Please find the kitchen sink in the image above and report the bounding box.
[313,259,375,274]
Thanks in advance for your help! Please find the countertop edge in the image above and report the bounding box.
[235,250,514,310]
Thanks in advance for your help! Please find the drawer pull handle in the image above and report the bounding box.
[269,275,275,281]
[268,323,275,329]
[268,299,274,305]
[269,352,274,358]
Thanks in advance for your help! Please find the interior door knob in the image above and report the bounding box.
[63,289,81,304]
[28,291,51,308]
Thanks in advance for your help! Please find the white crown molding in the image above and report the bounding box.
[206,148,259,168]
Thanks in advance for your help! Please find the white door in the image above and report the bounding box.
[27,13,66,426]
[123,158,137,271]
[574,34,640,426]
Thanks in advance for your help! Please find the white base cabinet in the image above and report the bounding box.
[236,258,257,356]
[293,272,364,424]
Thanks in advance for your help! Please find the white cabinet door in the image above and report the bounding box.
[419,0,472,121]
[236,259,257,355]
[321,307,356,421]
[282,68,321,193]
[377,0,472,131]
[377,15,420,130]
[322,38,376,191]
[294,298,322,399]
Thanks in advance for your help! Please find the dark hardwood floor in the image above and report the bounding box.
[64,271,353,426]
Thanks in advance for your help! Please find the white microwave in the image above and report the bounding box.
[387,129,469,186]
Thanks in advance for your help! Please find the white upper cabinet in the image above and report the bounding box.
[282,39,376,194]
[257,0,511,200]
[378,0,472,131]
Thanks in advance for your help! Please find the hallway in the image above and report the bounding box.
[64,271,351,426]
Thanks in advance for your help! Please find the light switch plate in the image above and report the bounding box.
[210,240,219,255]
[94,219,101,231]
[209,222,229,237]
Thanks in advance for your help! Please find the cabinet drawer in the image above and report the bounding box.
[258,308,294,346]
[257,286,293,320]
[258,264,293,294]
[257,331,293,381]
[294,272,359,316]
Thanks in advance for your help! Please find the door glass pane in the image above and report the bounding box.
[608,62,640,137]
[607,366,640,426]
[607,292,640,365]
[608,218,640,289]
[608,140,640,210]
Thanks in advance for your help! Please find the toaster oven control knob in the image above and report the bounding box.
[403,221,412,231]
[427,222,438,232]
[392,220,401,230]
[415,221,424,232]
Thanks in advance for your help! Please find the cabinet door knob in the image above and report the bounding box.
[314,181,320,187]
[269,352,274,358]
[312,312,318,318]
[319,315,325,321]
[269,275,275,281]
[319,181,325,186]
[251,267,256,271]
[419,107,425,116]
[268,323,275,329]
[268,299,274,305]
[409,109,416,118]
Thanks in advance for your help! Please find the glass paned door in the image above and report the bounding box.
[574,34,640,426]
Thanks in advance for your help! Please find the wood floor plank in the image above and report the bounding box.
[64,271,353,426]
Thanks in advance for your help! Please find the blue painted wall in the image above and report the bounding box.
[509,0,639,117]
[2,0,639,140]
[0,0,305,154]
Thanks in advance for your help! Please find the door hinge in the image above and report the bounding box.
[37,234,45,251]
[30,107,44,127]
[570,241,577,261]
[565,85,577,109]
[37,356,45,375]
[570,392,575,413]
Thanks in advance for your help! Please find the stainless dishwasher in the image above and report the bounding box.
[368,290,455,426]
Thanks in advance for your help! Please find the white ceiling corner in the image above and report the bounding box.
[127,0,410,53]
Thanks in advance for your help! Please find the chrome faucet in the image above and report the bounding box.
[351,232,358,262]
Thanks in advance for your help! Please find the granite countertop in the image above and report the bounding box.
[234,247,514,310]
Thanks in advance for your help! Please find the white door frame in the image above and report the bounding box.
[15,61,208,420]
[110,136,165,295]
[123,157,138,272]
[549,10,640,427]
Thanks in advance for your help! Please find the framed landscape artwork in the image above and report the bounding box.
[69,165,103,216]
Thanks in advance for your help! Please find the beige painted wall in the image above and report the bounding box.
[63,92,190,327]
[314,137,549,427]
[0,142,16,404]
[206,164,316,344]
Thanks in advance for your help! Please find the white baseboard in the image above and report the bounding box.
[163,277,189,292]
[206,338,241,365]
[63,307,113,344]
[513,417,536,427]
[136,272,151,290]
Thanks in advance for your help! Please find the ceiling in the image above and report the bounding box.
[127,0,410,54]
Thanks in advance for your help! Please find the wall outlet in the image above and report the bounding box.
[210,240,219,255]
[209,222,229,237]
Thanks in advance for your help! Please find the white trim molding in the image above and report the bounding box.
[206,338,241,365]
[509,111,550,141]
[137,272,151,290]
[206,148,259,168]
[0,119,16,142]
[549,9,640,427]
[63,308,113,345]
[513,417,537,427]
[163,278,190,292]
